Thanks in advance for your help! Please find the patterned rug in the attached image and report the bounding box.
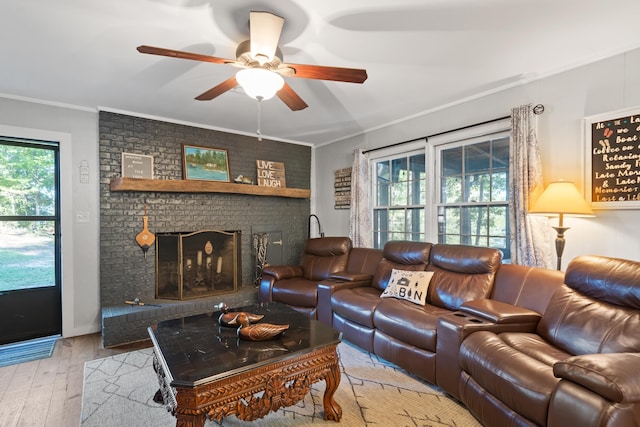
[81,342,480,426]
[0,336,57,368]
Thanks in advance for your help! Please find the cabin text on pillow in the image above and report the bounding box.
[380,269,434,306]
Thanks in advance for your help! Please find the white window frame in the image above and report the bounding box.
[369,140,428,248]
[430,119,511,257]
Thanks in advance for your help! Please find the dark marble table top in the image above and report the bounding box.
[148,302,341,387]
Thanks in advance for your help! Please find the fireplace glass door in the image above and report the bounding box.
[155,230,240,300]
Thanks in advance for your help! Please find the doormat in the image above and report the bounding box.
[0,336,58,367]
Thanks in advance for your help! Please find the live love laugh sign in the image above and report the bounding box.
[256,160,286,188]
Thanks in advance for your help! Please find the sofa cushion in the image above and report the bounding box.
[564,254,640,310]
[343,247,384,276]
[370,241,432,291]
[537,285,640,355]
[271,278,318,307]
[460,331,563,426]
[426,244,502,310]
[499,332,571,366]
[301,237,351,281]
[373,298,449,352]
[331,286,383,328]
[380,269,433,306]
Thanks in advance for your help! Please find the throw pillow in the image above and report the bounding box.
[380,269,433,306]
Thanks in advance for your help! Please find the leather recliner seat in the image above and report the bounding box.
[459,255,640,427]
[331,241,502,383]
[258,236,352,318]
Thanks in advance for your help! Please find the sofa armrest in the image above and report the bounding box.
[553,353,640,403]
[460,299,542,324]
[317,278,372,326]
[330,271,373,282]
[261,265,304,280]
[435,306,539,400]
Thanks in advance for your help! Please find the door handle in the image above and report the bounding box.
[272,240,283,245]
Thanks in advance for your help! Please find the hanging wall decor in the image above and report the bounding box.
[182,144,230,182]
[334,167,352,209]
[584,106,640,209]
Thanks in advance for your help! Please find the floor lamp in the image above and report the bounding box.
[529,180,594,270]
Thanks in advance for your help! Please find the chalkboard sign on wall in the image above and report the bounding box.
[585,106,640,209]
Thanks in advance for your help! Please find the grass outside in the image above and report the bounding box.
[0,226,55,291]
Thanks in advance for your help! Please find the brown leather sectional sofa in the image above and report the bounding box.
[258,237,640,426]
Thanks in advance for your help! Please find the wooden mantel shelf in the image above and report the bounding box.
[110,177,311,199]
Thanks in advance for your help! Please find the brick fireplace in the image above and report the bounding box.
[99,111,311,347]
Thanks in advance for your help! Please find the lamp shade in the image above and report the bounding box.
[236,68,284,100]
[529,180,594,216]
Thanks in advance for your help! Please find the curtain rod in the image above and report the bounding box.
[362,104,544,155]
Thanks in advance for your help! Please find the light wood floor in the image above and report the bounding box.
[0,333,151,427]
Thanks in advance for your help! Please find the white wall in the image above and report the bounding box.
[0,97,101,337]
[314,47,640,269]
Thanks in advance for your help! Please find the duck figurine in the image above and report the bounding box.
[235,313,289,341]
[216,303,264,327]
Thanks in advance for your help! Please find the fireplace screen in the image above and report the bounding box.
[155,230,240,300]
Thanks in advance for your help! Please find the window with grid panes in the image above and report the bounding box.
[436,134,510,260]
[372,152,425,249]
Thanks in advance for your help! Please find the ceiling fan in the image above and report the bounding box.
[137,11,368,111]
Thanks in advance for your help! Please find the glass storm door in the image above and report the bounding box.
[0,139,61,345]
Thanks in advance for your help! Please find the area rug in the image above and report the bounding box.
[0,336,57,368]
[81,342,480,426]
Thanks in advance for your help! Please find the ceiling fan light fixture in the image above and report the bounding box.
[236,68,284,100]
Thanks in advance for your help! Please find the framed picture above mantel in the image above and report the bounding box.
[584,106,640,209]
[182,144,230,182]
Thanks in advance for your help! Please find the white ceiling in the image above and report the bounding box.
[2,0,640,145]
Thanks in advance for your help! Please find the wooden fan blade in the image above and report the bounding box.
[286,63,368,83]
[276,83,308,111]
[137,45,232,65]
[195,76,238,101]
[250,11,284,62]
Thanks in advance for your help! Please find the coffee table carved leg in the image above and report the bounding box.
[323,358,342,421]
[175,412,206,427]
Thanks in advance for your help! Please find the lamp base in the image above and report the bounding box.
[552,226,570,271]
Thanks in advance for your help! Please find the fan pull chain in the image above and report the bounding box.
[256,96,263,141]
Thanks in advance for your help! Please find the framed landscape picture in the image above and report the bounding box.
[182,144,230,182]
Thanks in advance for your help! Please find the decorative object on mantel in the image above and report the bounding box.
[584,106,640,209]
[528,180,594,270]
[256,160,286,187]
[216,302,265,326]
[135,204,155,258]
[334,167,352,209]
[234,174,254,184]
[121,152,153,179]
[182,144,230,182]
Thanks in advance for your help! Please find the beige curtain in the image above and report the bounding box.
[349,148,372,248]
[509,104,553,268]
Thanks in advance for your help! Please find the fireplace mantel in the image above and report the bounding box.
[110,177,311,199]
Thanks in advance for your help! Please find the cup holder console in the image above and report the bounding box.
[453,312,484,323]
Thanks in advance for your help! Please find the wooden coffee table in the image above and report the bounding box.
[148,302,342,426]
